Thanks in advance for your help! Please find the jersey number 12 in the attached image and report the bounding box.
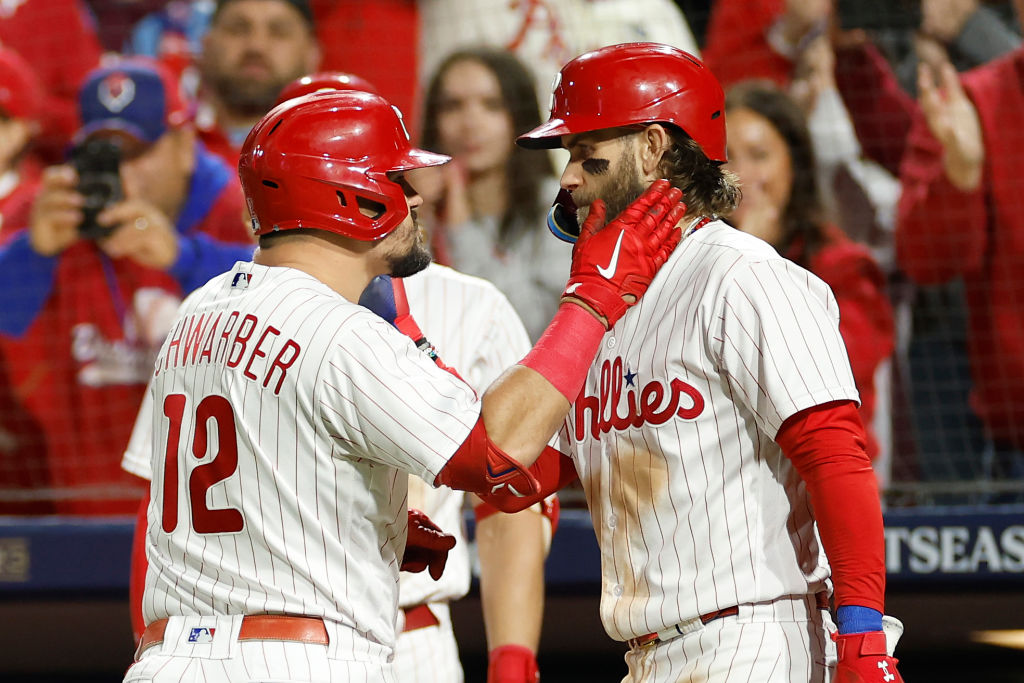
[161,393,244,534]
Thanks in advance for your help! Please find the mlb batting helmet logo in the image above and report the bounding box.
[98,73,136,113]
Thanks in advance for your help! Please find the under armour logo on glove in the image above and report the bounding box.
[833,616,905,683]
[562,179,685,329]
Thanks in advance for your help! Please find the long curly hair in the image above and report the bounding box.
[724,80,826,266]
[420,47,553,248]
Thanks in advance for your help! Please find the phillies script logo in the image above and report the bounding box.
[574,357,705,440]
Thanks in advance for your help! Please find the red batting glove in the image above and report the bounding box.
[834,630,904,682]
[488,644,539,683]
[563,178,685,329]
[401,508,457,581]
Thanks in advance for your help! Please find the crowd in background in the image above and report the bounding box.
[0,0,1021,514]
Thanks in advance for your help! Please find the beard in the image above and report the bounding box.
[386,212,433,278]
[575,156,647,229]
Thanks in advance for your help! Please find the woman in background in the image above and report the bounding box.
[725,80,895,462]
[418,47,570,341]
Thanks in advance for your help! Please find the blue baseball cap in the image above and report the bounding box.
[76,59,191,145]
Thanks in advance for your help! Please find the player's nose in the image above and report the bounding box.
[560,164,581,192]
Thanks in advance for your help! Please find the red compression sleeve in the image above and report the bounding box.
[775,400,885,612]
[129,491,150,643]
[518,303,605,402]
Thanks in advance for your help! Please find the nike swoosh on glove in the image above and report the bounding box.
[401,508,457,581]
[562,179,685,329]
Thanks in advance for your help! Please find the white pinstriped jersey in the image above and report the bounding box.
[398,263,533,607]
[560,220,858,642]
[139,262,481,651]
[122,263,534,609]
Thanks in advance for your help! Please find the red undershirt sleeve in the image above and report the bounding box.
[775,400,886,612]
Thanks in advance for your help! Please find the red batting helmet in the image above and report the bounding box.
[275,71,380,107]
[517,42,727,162]
[239,90,450,240]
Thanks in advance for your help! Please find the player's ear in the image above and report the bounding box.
[638,124,671,179]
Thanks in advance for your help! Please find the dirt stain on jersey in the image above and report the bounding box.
[607,436,670,605]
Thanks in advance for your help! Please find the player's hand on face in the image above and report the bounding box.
[96,198,180,269]
[401,508,457,581]
[29,165,85,257]
[917,59,984,191]
[562,178,686,329]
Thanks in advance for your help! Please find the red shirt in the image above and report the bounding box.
[702,0,790,88]
[788,226,895,460]
[897,48,1024,449]
[0,150,251,514]
[0,0,103,160]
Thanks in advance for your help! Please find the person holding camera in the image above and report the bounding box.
[0,59,254,514]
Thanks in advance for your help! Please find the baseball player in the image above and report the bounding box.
[121,70,555,682]
[479,43,907,682]
[121,237,555,683]
[122,89,684,682]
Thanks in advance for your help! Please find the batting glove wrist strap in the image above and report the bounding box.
[833,616,905,682]
[563,178,685,330]
[487,644,539,683]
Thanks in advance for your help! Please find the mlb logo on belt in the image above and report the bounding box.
[187,627,216,643]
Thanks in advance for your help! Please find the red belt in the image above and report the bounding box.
[402,604,440,632]
[626,594,829,650]
[627,606,740,649]
[136,615,328,661]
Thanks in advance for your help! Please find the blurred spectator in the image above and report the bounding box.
[311,0,419,125]
[418,0,699,125]
[124,0,216,98]
[87,0,168,52]
[0,48,46,237]
[896,0,1024,493]
[0,48,49,514]
[417,47,570,341]
[724,80,895,461]
[195,0,320,162]
[0,0,103,162]
[703,0,1020,176]
[0,59,254,514]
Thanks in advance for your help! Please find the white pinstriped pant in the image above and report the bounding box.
[391,603,464,683]
[123,617,395,682]
[621,595,838,683]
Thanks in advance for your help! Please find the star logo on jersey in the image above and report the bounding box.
[186,627,216,643]
[624,366,637,387]
[98,73,136,113]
